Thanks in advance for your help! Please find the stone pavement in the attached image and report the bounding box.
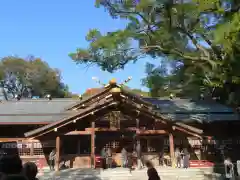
[37,167,224,180]
[37,168,101,180]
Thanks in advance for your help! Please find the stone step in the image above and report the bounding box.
[102,176,206,180]
[37,168,222,180]
[101,168,205,176]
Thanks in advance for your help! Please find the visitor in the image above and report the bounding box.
[59,160,68,170]
[158,149,164,166]
[49,149,56,171]
[106,148,112,169]
[224,157,234,179]
[0,155,23,175]
[136,142,143,169]
[22,162,38,180]
[128,151,134,173]
[145,160,160,180]
[100,147,106,169]
[121,147,127,168]
[175,148,181,168]
[182,148,190,169]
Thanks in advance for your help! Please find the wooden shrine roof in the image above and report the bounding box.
[24,83,203,138]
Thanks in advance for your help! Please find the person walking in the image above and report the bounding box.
[106,148,112,169]
[121,147,128,168]
[49,149,56,171]
[146,160,161,180]
[175,148,181,168]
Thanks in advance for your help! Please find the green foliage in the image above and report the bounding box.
[142,61,170,97]
[0,56,72,98]
[70,0,240,106]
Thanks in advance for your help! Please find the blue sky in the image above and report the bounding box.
[0,0,159,94]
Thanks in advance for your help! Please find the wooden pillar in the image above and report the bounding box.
[136,118,140,146]
[30,142,34,156]
[169,133,175,167]
[55,136,60,172]
[91,121,95,168]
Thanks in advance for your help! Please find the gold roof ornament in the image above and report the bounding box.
[109,78,117,86]
[92,77,132,88]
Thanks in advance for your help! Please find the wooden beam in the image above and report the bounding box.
[65,88,111,111]
[85,127,138,131]
[66,128,199,136]
[136,135,165,139]
[0,122,50,125]
[55,136,60,172]
[175,126,202,139]
[91,121,95,168]
[136,129,167,134]
[65,129,167,135]
[84,128,167,134]
[0,138,40,142]
[175,122,203,134]
[65,131,91,135]
[85,127,119,131]
[0,138,27,142]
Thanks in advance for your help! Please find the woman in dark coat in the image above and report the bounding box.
[145,160,160,180]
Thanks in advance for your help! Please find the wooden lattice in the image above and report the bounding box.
[18,148,31,156]
[33,148,44,155]
[105,141,120,150]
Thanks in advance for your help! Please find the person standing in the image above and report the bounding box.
[182,148,190,169]
[159,149,165,166]
[224,157,234,179]
[175,148,181,168]
[136,142,143,169]
[121,147,128,168]
[100,147,106,169]
[106,148,112,169]
[49,149,56,171]
[146,160,161,180]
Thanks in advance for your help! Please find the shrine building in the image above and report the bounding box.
[0,79,239,170]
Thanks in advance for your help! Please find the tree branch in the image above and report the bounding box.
[140,45,212,62]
